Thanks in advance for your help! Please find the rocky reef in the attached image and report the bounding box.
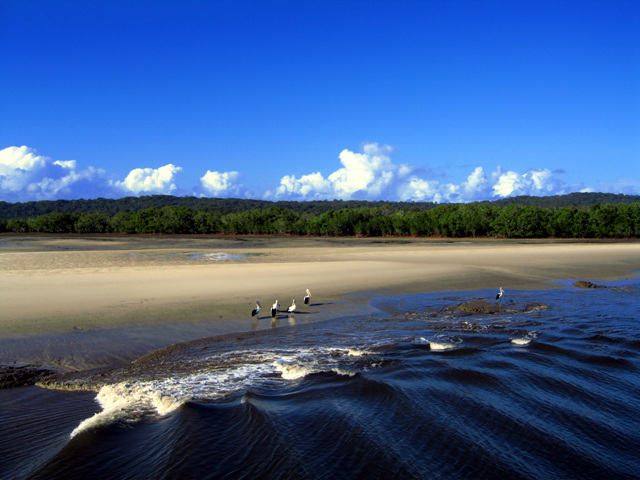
[572,280,607,289]
[443,299,550,316]
[0,365,58,389]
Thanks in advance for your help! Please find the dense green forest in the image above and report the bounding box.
[1,201,639,238]
[479,192,640,209]
[0,196,434,219]
[1,192,639,220]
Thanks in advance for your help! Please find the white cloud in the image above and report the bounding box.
[399,177,450,202]
[492,167,565,198]
[328,143,398,198]
[273,172,333,199]
[270,143,411,200]
[200,170,243,197]
[4,143,637,203]
[0,145,47,173]
[112,164,183,195]
[267,143,579,203]
[53,160,76,169]
[0,146,108,201]
[492,169,522,197]
[459,167,491,201]
[0,146,47,194]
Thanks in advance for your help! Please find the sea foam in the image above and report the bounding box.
[71,346,373,437]
[418,336,459,351]
[190,252,245,261]
[429,341,458,351]
[70,381,187,438]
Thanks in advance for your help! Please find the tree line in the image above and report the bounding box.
[2,203,639,238]
[2,192,640,220]
[0,195,435,220]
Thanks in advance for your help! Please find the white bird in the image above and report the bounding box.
[271,300,279,318]
[287,299,296,313]
[304,289,312,305]
[251,301,261,318]
[496,287,504,300]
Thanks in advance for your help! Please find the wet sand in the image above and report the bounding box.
[1,235,639,369]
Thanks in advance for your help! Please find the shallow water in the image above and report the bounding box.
[2,280,640,480]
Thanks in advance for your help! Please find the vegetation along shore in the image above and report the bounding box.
[1,192,639,238]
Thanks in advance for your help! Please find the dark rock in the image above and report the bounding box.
[521,302,551,313]
[36,366,118,392]
[441,299,550,316]
[456,299,503,315]
[0,365,58,389]
[572,280,607,289]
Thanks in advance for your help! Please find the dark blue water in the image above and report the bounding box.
[2,281,640,480]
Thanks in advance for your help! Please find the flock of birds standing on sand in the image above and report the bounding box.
[251,288,312,319]
[251,287,506,320]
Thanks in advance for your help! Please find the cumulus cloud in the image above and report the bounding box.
[491,167,566,198]
[0,146,109,201]
[111,164,183,195]
[269,143,414,201]
[53,160,77,169]
[267,143,579,203]
[4,143,637,204]
[200,170,243,197]
[460,167,491,200]
[273,172,333,199]
[328,143,401,199]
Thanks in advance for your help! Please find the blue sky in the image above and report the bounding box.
[1,0,638,203]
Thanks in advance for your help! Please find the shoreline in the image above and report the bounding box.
[2,235,640,370]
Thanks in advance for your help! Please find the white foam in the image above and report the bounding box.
[511,331,538,346]
[190,252,244,261]
[345,348,368,357]
[332,367,359,377]
[71,345,374,437]
[418,336,459,351]
[274,360,314,380]
[272,347,370,380]
[429,341,457,351]
[70,381,187,438]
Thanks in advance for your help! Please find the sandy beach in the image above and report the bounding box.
[2,235,640,337]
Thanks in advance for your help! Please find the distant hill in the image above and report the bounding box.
[0,196,436,220]
[0,192,638,220]
[479,192,640,208]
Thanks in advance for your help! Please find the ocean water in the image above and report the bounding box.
[2,280,640,480]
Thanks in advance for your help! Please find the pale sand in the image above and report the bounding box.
[1,235,640,337]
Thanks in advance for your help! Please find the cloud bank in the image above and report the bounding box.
[1,144,637,203]
[200,170,243,197]
[111,164,183,195]
[0,146,109,201]
[266,143,575,203]
[0,146,191,201]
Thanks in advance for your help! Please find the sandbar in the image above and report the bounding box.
[1,235,639,369]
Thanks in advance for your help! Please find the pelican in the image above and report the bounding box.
[304,289,312,305]
[496,287,504,300]
[251,301,260,318]
[271,300,279,318]
[287,299,296,314]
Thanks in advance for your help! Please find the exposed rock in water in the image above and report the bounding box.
[443,299,550,316]
[36,366,119,392]
[37,330,265,392]
[0,365,58,389]
[572,280,607,289]
[456,300,503,315]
